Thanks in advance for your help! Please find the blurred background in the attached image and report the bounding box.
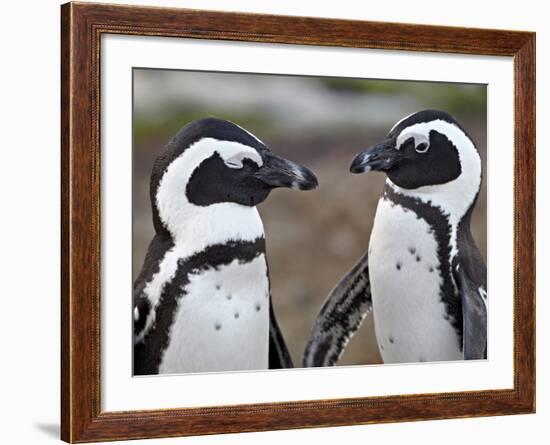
[133,68,487,367]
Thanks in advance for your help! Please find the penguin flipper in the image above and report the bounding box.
[133,234,175,375]
[269,297,294,368]
[302,252,372,367]
[453,261,487,360]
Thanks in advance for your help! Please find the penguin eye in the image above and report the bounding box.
[415,142,429,153]
[224,159,244,169]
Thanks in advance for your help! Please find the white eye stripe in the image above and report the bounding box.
[397,130,430,151]
[215,140,263,169]
[222,150,262,169]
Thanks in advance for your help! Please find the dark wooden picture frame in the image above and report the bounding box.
[61,2,535,442]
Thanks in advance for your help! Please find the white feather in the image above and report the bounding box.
[159,255,270,373]
[369,198,463,363]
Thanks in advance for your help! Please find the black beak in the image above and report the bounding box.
[350,141,400,174]
[254,152,318,191]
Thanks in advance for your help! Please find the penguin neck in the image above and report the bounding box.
[384,181,478,262]
[156,201,265,258]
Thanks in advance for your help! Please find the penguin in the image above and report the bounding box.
[303,109,487,366]
[133,117,318,375]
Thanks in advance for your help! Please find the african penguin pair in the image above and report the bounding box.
[134,110,487,375]
[133,118,318,374]
[304,109,487,366]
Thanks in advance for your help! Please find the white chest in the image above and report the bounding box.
[159,254,270,374]
[368,198,462,363]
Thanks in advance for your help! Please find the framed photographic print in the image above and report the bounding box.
[61,2,535,442]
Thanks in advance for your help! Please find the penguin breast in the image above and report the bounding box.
[158,254,270,374]
[368,197,462,363]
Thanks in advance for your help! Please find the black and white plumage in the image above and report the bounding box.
[133,117,318,375]
[304,110,487,366]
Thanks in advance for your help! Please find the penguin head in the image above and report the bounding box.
[150,118,318,234]
[350,110,482,215]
